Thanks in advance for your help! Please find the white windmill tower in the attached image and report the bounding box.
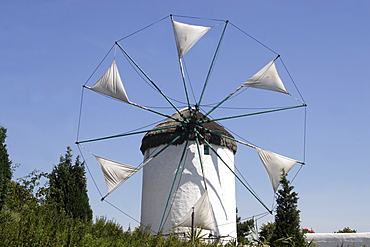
[140,108,238,239]
[77,14,306,243]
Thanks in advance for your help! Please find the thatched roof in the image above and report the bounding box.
[140,108,237,154]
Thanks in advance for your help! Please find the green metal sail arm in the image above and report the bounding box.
[115,41,187,121]
[76,124,182,144]
[139,131,186,169]
[200,104,307,124]
[195,129,273,214]
[178,59,191,108]
[201,84,244,120]
[99,132,186,201]
[158,136,190,233]
[198,125,304,165]
[200,55,282,120]
[171,15,191,108]
[198,20,229,106]
[196,125,256,149]
[128,101,185,124]
[195,131,208,191]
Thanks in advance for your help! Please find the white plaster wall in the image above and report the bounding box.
[305,232,370,247]
[140,141,236,240]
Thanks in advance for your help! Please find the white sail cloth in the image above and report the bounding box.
[176,190,217,232]
[256,148,298,192]
[95,156,139,194]
[243,59,289,94]
[86,60,130,103]
[172,20,212,58]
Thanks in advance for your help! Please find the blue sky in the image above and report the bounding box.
[1,1,369,233]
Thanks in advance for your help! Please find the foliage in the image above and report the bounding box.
[236,212,255,245]
[269,174,305,247]
[259,221,276,244]
[48,147,93,221]
[335,227,357,233]
[0,127,12,211]
[0,169,228,247]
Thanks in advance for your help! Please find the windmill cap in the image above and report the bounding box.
[140,108,237,154]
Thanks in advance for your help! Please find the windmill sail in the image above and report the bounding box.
[78,16,306,241]
[175,191,217,232]
[243,59,289,94]
[95,156,139,194]
[256,148,298,192]
[86,60,130,103]
[172,20,212,58]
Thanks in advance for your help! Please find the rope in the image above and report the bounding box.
[77,144,103,198]
[229,22,278,56]
[280,58,306,104]
[240,211,270,222]
[181,57,197,103]
[118,47,158,93]
[77,139,164,234]
[104,200,158,235]
[303,106,307,163]
[291,163,304,184]
[171,14,225,22]
[83,44,115,87]
[116,15,169,42]
[76,86,85,142]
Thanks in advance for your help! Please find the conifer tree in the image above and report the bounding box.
[48,147,92,221]
[0,127,12,211]
[269,174,305,247]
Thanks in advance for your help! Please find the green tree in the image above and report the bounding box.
[236,212,255,245]
[48,147,92,221]
[6,170,48,212]
[0,127,12,211]
[335,227,357,233]
[269,174,305,247]
[259,222,275,244]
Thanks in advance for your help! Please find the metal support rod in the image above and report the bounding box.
[198,20,229,106]
[191,207,195,241]
[201,55,281,120]
[195,129,272,214]
[171,15,191,108]
[100,132,186,201]
[83,85,185,123]
[76,124,182,144]
[195,132,208,191]
[198,125,305,165]
[201,85,243,120]
[158,137,190,233]
[115,41,186,121]
[196,125,256,149]
[128,101,185,123]
[200,104,307,124]
[178,58,191,108]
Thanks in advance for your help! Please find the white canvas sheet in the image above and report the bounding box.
[89,60,130,103]
[256,148,297,192]
[172,20,211,58]
[95,156,138,193]
[243,59,288,94]
[176,190,217,232]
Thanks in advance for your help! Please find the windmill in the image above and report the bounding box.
[76,14,306,242]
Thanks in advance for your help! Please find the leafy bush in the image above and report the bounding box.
[335,227,357,233]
